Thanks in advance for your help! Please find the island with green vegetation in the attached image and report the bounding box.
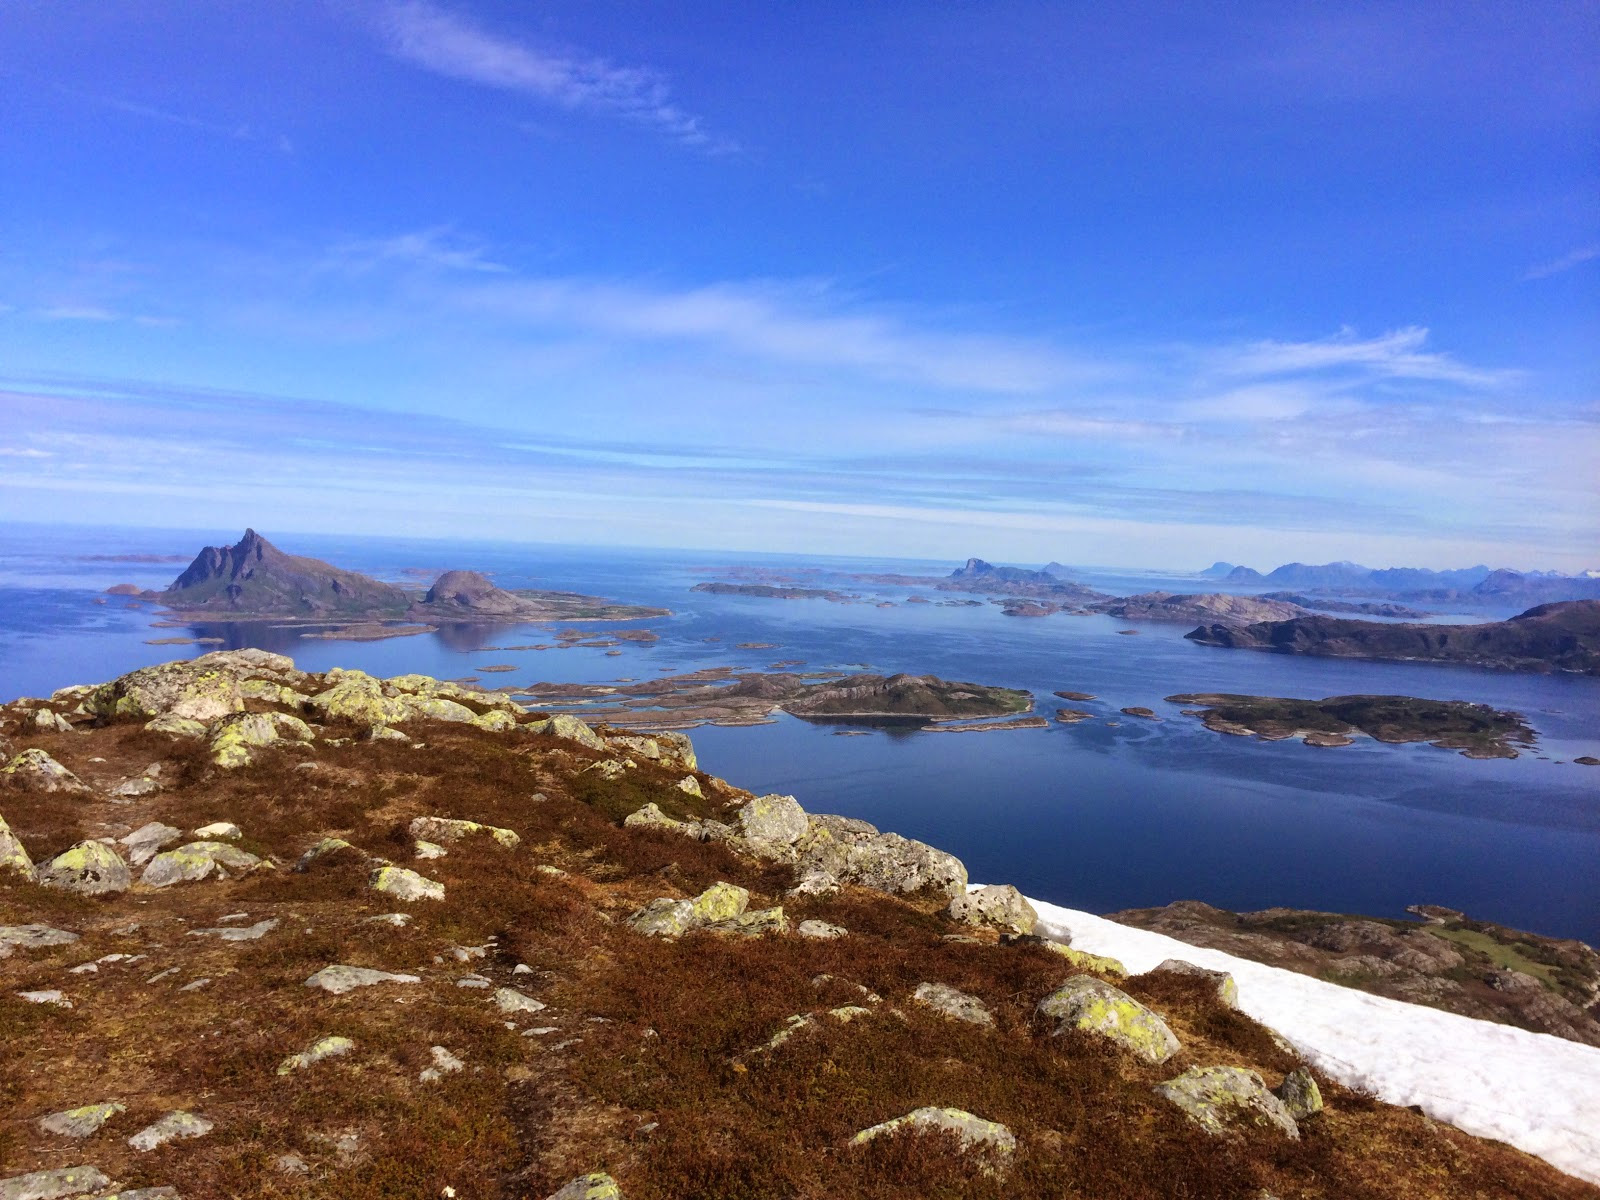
[1165,692,1537,758]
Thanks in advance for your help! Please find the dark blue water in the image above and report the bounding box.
[3,522,1596,942]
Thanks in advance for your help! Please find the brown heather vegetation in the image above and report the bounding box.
[2,707,1597,1199]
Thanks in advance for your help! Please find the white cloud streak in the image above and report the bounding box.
[382,2,733,152]
[1218,325,1516,388]
[1523,244,1600,282]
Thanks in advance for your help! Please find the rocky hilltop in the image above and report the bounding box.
[1093,592,1307,624]
[162,529,410,617]
[1186,599,1600,675]
[4,654,1592,1197]
[158,532,668,625]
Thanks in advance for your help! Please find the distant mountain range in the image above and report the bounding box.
[1199,560,1600,607]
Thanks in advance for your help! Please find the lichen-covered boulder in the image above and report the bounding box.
[32,710,76,734]
[1154,1065,1300,1139]
[735,793,809,855]
[1043,943,1126,976]
[678,775,703,798]
[308,672,412,727]
[0,1165,112,1200]
[144,714,208,739]
[141,841,262,888]
[408,816,520,849]
[623,803,731,842]
[295,836,357,871]
[1275,1067,1324,1119]
[370,865,444,902]
[402,695,478,723]
[128,1109,214,1151]
[626,881,750,937]
[545,1174,622,1200]
[1154,958,1239,1007]
[912,982,995,1028]
[0,925,78,957]
[946,884,1038,935]
[303,964,420,994]
[469,709,519,733]
[1036,975,1180,1064]
[277,1035,355,1075]
[193,821,243,840]
[118,822,183,866]
[706,906,788,937]
[849,1106,1016,1160]
[37,1101,125,1138]
[794,813,967,900]
[798,919,847,940]
[36,841,130,895]
[0,810,34,876]
[88,650,296,723]
[209,711,313,767]
[607,730,697,771]
[525,713,606,751]
[239,678,311,707]
[2,749,88,794]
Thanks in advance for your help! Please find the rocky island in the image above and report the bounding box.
[1,652,1594,1197]
[1185,599,1600,675]
[154,530,669,627]
[1165,693,1538,758]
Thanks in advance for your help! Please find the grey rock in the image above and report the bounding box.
[792,812,967,900]
[492,987,548,1014]
[912,982,995,1028]
[945,884,1038,935]
[369,865,445,902]
[798,919,848,939]
[188,918,279,942]
[419,1044,464,1082]
[304,965,421,994]
[295,836,356,871]
[544,1174,622,1200]
[118,822,182,866]
[1036,975,1180,1064]
[0,925,79,957]
[849,1106,1016,1159]
[525,713,607,751]
[1154,958,1240,1007]
[33,710,77,734]
[278,1035,355,1075]
[1275,1066,1324,1119]
[1154,1065,1300,1139]
[36,842,130,895]
[17,989,71,1007]
[2,749,88,794]
[626,881,750,938]
[37,1102,125,1138]
[128,1110,214,1151]
[140,841,261,888]
[0,810,34,876]
[192,821,242,840]
[734,793,809,854]
[0,1166,112,1200]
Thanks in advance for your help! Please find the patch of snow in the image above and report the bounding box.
[1019,894,1600,1186]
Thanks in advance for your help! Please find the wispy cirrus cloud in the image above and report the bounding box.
[381,2,734,153]
[1523,244,1600,282]
[326,227,510,274]
[1216,325,1516,388]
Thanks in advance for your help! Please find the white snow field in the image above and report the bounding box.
[1018,896,1600,1186]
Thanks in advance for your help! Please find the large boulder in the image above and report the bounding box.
[1153,1065,1300,1138]
[35,841,130,895]
[0,1166,112,1200]
[606,730,697,771]
[946,884,1037,935]
[623,803,731,843]
[849,1106,1016,1160]
[1036,975,1180,1064]
[912,982,995,1028]
[792,813,967,901]
[525,714,607,752]
[118,822,183,866]
[734,794,809,855]
[2,749,87,794]
[626,881,751,938]
[209,711,313,768]
[0,810,34,876]
[307,671,412,728]
[1275,1066,1324,1119]
[1154,958,1239,1008]
[141,841,262,888]
[408,816,520,849]
[87,649,298,722]
[370,866,445,902]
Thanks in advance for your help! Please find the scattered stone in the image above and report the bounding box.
[1036,975,1180,1064]
[2,748,88,793]
[364,913,411,927]
[912,982,995,1028]
[1042,942,1126,976]
[455,974,491,988]
[188,918,279,942]
[274,1154,310,1176]
[111,767,163,798]
[622,803,730,843]
[143,715,207,739]
[304,965,421,995]
[369,865,445,902]
[33,709,77,734]
[277,1035,355,1075]
[946,884,1038,935]
[525,713,607,751]
[678,775,703,797]
[0,810,35,876]
[626,881,751,938]
[409,815,521,849]
[1154,958,1240,1007]
[366,724,411,743]
[118,822,182,866]
[16,989,71,1007]
[789,868,840,897]
[192,821,242,840]
[0,1166,111,1200]
[38,1103,126,1139]
[1275,1066,1324,1119]
[209,710,313,767]
[179,977,212,992]
[544,1174,622,1200]
[492,987,548,1015]
[415,839,447,859]
[420,1045,464,1082]
[36,841,131,895]
[849,1106,1017,1161]
[141,841,261,888]
[798,919,847,939]
[1154,1065,1301,1139]
[128,1110,214,1152]
[295,836,357,871]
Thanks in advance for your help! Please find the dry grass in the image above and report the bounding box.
[1,701,1595,1199]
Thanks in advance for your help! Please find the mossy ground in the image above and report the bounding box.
[2,707,1594,1199]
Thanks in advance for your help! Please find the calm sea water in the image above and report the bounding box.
[3,522,1596,942]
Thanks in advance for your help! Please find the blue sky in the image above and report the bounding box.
[1,1,1596,569]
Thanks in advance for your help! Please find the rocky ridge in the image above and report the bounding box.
[1,654,1593,1199]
